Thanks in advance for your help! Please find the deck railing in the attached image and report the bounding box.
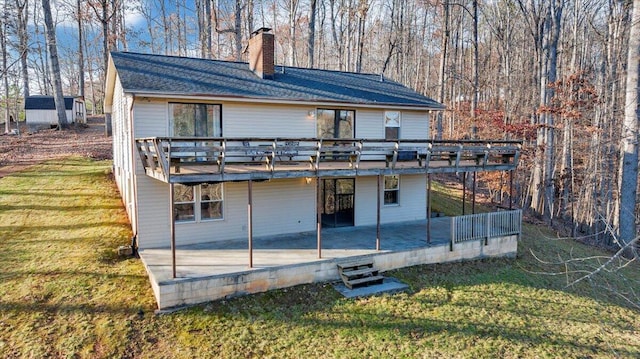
[135,137,521,183]
[450,209,522,247]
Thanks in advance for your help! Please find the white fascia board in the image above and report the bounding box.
[126,91,445,112]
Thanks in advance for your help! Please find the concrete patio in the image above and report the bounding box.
[139,216,519,310]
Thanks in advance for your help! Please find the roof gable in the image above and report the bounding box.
[25,96,75,110]
[109,52,444,109]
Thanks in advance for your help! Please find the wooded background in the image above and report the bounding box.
[1,0,638,247]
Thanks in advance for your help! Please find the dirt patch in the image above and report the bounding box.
[0,116,112,178]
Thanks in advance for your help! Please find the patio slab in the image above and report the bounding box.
[138,216,519,310]
[139,217,452,283]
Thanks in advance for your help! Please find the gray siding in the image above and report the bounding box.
[354,174,427,226]
[400,111,429,139]
[224,103,316,137]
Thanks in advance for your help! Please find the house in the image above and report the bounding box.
[25,95,86,131]
[104,28,521,309]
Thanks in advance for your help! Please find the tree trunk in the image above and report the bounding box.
[1,4,10,133]
[42,0,68,129]
[288,0,299,66]
[77,0,85,97]
[16,0,29,99]
[235,0,243,61]
[436,0,449,140]
[471,0,478,138]
[617,0,640,245]
[308,0,317,68]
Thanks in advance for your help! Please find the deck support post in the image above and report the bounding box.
[376,174,381,251]
[462,172,466,215]
[316,177,322,259]
[169,182,176,279]
[509,170,514,210]
[472,171,477,214]
[427,173,432,244]
[248,179,253,268]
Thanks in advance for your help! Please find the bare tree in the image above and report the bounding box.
[212,0,244,60]
[42,0,68,129]
[1,0,10,133]
[87,0,118,80]
[77,0,85,97]
[197,0,213,58]
[15,0,29,99]
[618,0,640,246]
[307,0,317,68]
[436,0,449,140]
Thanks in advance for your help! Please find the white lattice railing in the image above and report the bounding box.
[450,209,522,245]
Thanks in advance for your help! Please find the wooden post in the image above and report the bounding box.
[248,179,253,268]
[449,217,454,252]
[168,141,176,279]
[509,170,514,210]
[472,171,477,214]
[462,172,466,215]
[376,174,381,251]
[316,177,322,259]
[169,182,176,279]
[427,173,432,244]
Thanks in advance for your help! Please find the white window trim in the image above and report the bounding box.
[383,175,400,206]
[384,110,401,140]
[199,183,224,222]
[175,184,224,224]
[167,102,222,137]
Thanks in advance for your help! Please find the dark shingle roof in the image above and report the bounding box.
[110,52,444,109]
[25,96,75,110]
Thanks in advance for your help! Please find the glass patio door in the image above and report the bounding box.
[321,178,355,227]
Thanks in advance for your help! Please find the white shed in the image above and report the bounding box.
[25,96,86,131]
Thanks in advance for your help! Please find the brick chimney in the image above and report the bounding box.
[248,27,275,79]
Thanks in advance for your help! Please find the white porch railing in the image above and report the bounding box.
[450,209,522,246]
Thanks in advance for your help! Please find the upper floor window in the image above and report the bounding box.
[169,103,221,137]
[317,109,355,139]
[384,111,400,140]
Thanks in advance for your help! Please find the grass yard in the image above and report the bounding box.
[0,157,638,358]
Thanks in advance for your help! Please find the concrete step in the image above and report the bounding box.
[333,277,409,298]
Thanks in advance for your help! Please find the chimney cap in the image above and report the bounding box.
[251,27,272,38]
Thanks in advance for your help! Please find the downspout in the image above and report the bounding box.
[129,94,139,256]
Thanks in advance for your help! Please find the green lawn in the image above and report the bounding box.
[0,157,638,358]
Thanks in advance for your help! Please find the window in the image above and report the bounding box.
[317,109,355,138]
[200,183,223,220]
[174,184,195,222]
[169,103,221,137]
[384,175,399,205]
[174,183,223,222]
[384,111,400,140]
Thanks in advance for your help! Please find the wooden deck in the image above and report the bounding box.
[136,137,521,184]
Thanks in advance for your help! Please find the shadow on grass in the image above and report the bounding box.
[0,221,129,231]
[0,189,114,199]
[0,204,123,211]
[0,268,146,281]
[293,308,626,355]
[0,300,144,316]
